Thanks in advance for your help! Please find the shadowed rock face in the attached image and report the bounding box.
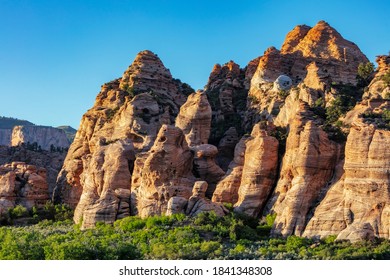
[0,162,48,214]
[0,146,66,196]
[212,136,248,205]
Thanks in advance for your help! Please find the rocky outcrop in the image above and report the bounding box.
[246,20,368,129]
[234,123,279,217]
[55,50,191,212]
[212,122,279,216]
[0,145,66,196]
[304,118,390,241]
[269,109,341,237]
[73,140,134,228]
[47,22,389,242]
[204,60,250,164]
[131,125,195,217]
[0,162,48,214]
[185,181,226,217]
[216,127,239,170]
[191,144,225,198]
[175,90,212,146]
[166,181,227,217]
[212,136,248,205]
[362,55,390,100]
[11,125,70,150]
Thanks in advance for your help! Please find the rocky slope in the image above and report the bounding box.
[52,21,390,241]
[0,162,48,215]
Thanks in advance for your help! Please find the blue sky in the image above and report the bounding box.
[0,0,389,128]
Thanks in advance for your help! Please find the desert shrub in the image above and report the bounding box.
[357,62,375,86]
[382,70,390,87]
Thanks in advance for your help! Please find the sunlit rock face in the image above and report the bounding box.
[50,21,390,242]
[55,50,192,226]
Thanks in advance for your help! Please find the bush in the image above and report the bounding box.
[1,212,389,260]
[382,70,390,87]
[357,62,375,86]
[9,205,29,219]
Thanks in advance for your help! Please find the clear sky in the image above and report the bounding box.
[0,0,389,129]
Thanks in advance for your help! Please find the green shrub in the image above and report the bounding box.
[278,89,289,99]
[265,213,277,227]
[382,70,390,87]
[9,205,29,219]
[357,62,375,86]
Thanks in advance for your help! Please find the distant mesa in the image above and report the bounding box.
[0,116,76,150]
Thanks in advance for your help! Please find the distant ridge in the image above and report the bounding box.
[0,116,34,129]
[57,125,77,142]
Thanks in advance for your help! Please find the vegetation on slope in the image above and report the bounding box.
[0,209,389,260]
[0,116,34,129]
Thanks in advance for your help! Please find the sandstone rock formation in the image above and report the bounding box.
[175,90,212,146]
[234,123,279,217]
[0,162,48,214]
[212,136,248,205]
[246,20,368,129]
[11,125,70,150]
[166,181,227,217]
[204,60,252,166]
[185,181,226,217]
[304,119,390,241]
[362,55,390,100]
[191,144,225,197]
[55,50,192,212]
[48,22,390,242]
[0,145,66,196]
[131,125,195,218]
[269,108,341,237]
[73,139,134,227]
[303,57,390,241]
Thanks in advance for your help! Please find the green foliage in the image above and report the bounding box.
[314,97,325,107]
[0,116,34,129]
[1,212,389,260]
[121,83,135,99]
[270,126,288,158]
[357,62,375,86]
[265,213,277,227]
[9,205,29,219]
[382,70,390,87]
[360,109,390,130]
[106,107,119,120]
[3,202,74,226]
[278,89,289,99]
